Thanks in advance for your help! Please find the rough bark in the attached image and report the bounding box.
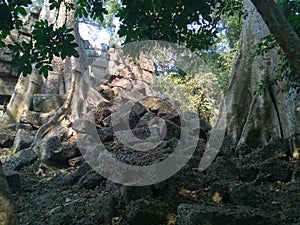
[30,0,89,149]
[224,0,299,149]
[250,0,300,75]
[0,73,42,127]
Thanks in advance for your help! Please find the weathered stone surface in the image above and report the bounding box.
[96,126,114,143]
[205,157,239,183]
[242,138,291,165]
[91,193,116,224]
[210,181,230,203]
[111,78,132,89]
[0,85,15,96]
[0,129,15,148]
[3,149,37,172]
[77,170,106,189]
[20,111,52,127]
[140,97,176,117]
[177,204,275,225]
[125,199,167,225]
[121,185,153,205]
[12,129,34,152]
[229,183,264,207]
[34,136,61,162]
[238,165,259,182]
[4,170,21,193]
[236,142,252,158]
[259,159,293,182]
[33,94,66,113]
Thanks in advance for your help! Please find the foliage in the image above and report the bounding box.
[0,0,32,47]
[7,20,79,77]
[154,72,221,123]
[118,0,219,51]
[0,0,107,77]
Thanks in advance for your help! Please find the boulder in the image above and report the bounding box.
[3,148,37,172]
[12,129,34,152]
[121,185,153,205]
[125,199,168,225]
[205,157,239,183]
[177,204,276,225]
[0,162,19,225]
[33,94,66,113]
[0,129,15,148]
[4,170,21,193]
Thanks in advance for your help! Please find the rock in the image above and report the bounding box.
[77,170,106,189]
[125,199,168,225]
[229,182,264,207]
[97,126,114,143]
[94,102,113,126]
[139,56,155,72]
[3,148,37,172]
[12,129,34,152]
[121,185,153,205]
[100,87,115,100]
[34,136,61,162]
[68,156,84,167]
[259,158,293,183]
[20,111,52,127]
[236,142,252,158]
[163,111,181,126]
[140,97,176,117]
[164,120,181,140]
[0,162,19,225]
[273,181,300,224]
[128,102,148,129]
[242,138,291,165]
[48,144,81,168]
[238,165,259,182]
[210,181,230,203]
[4,170,21,193]
[177,204,276,225]
[32,94,66,113]
[92,193,117,224]
[205,157,239,183]
[111,78,132,89]
[0,129,15,148]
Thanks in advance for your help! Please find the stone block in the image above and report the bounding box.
[177,204,276,225]
[33,94,66,112]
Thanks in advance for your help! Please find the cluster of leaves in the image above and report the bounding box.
[0,0,32,47]
[8,20,79,77]
[118,0,219,51]
[0,0,107,77]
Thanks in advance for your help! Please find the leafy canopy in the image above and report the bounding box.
[0,0,241,76]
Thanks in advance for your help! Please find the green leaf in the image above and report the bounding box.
[16,6,27,16]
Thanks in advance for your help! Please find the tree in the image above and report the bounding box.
[222,0,300,151]
[0,0,299,154]
[250,0,300,75]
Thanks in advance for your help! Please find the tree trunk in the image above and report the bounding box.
[0,73,42,127]
[224,0,300,150]
[250,0,300,75]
